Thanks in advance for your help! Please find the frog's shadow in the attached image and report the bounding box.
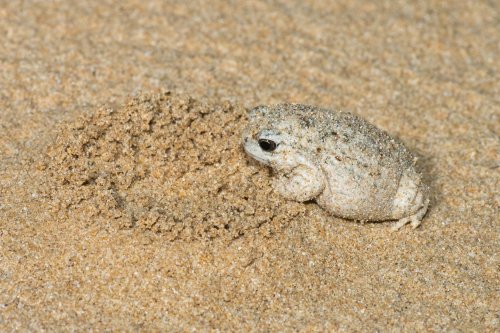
[407,145,441,213]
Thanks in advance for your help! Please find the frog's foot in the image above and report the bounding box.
[273,165,325,202]
[391,199,430,231]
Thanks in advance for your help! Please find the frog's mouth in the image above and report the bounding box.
[242,141,271,166]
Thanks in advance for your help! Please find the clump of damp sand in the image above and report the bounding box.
[42,92,306,241]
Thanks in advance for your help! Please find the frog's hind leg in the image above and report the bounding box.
[409,199,429,228]
[391,198,430,231]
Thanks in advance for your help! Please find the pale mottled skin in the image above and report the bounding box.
[242,104,429,230]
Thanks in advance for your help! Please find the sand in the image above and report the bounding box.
[0,0,498,331]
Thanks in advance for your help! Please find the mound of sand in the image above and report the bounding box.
[41,92,306,241]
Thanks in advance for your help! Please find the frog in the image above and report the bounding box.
[242,104,429,230]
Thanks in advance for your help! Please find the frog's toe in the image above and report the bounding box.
[392,199,429,231]
[391,217,410,231]
[410,215,422,229]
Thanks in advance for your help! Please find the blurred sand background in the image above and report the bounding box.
[0,0,498,331]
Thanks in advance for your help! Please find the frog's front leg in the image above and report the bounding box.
[273,165,325,202]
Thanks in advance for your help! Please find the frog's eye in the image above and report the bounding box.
[258,139,277,152]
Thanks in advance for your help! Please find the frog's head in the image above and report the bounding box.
[242,104,320,173]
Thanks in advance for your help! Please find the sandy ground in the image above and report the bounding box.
[0,0,498,331]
